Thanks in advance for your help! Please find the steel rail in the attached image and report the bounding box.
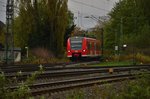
[30,73,139,96]
[9,73,135,90]
[0,61,99,73]
[6,66,150,97]
[1,64,150,73]
[4,65,150,82]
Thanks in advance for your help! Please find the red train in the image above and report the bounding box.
[67,36,101,59]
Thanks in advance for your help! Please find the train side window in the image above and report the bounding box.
[94,43,96,50]
[87,41,90,50]
[90,42,92,50]
[96,42,100,50]
[97,43,99,50]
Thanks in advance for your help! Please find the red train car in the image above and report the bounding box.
[67,36,101,59]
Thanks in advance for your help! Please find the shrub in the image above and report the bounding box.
[136,53,150,64]
[0,65,43,99]
[22,47,70,64]
[118,74,150,99]
[66,74,150,99]
[66,89,84,99]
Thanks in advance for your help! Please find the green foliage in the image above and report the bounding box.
[0,65,43,99]
[135,24,150,49]
[0,22,5,45]
[0,72,8,99]
[136,53,150,64]
[104,0,150,55]
[118,74,150,99]
[64,10,75,47]
[64,24,76,47]
[66,89,85,99]
[0,71,31,99]
[14,0,72,57]
[65,74,150,99]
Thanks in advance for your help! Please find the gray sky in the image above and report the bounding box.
[0,0,119,29]
[0,0,6,23]
[68,0,119,29]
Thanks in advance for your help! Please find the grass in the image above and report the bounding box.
[93,61,138,66]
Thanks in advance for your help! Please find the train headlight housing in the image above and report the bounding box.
[68,50,71,53]
[83,49,86,52]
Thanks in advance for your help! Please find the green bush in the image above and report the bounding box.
[66,74,150,99]
[66,89,85,99]
[0,65,43,99]
[21,47,70,64]
[136,53,150,64]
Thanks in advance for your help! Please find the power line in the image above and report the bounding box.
[71,10,99,17]
[0,4,6,7]
[70,0,110,12]
[0,0,6,4]
[0,4,6,12]
[69,7,103,18]
[0,9,6,12]
[0,1,9,13]
[0,0,6,7]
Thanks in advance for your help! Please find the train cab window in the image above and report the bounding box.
[70,37,83,50]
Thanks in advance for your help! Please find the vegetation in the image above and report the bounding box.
[66,73,150,99]
[0,65,43,99]
[104,0,150,56]
[0,21,5,47]
[21,47,70,64]
[14,0,73,57]
[117,74,150,99]
[94,61,134,66]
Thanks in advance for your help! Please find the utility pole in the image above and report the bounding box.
[120,17,123,55]
[101,28,104,58]
[5,0,14,64]
[133,17,137,65]
[78,11,80,27]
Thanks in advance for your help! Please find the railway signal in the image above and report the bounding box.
[5,0,14,64]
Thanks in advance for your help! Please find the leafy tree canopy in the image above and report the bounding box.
[14,0,73,57]
[104,0,150,54]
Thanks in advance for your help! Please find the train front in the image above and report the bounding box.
[67,37,86,59]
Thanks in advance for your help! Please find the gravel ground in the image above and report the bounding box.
[36,81,128,99]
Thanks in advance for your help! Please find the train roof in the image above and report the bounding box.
[69,36,98,41]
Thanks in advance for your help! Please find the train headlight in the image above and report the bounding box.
[83,50,86,52]
[68,50,71,53]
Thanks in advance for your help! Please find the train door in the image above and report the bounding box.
[90,42,92,56]
[94,42,96,56]
[87,41,90,56]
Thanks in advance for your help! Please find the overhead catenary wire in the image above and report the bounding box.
[0,0,6,7]
[0,0,6,4]
[0,4,6,12]
[0,9,6,12]
[70,0,110,12]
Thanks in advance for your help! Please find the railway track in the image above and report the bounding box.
[5,65,150,81]
[30,73,136,96]
[5,64,150,98]
[0,61,99,73]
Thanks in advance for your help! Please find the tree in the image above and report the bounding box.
[104,0,150,54]
[64,10,75,47]
[14,0,70,57]
[0,21,5,47]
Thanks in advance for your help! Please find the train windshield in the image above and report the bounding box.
[70,37,83,50]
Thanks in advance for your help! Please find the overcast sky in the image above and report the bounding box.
[0,0,6,23]
[68,0,119,29]
[0,0,119,29]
